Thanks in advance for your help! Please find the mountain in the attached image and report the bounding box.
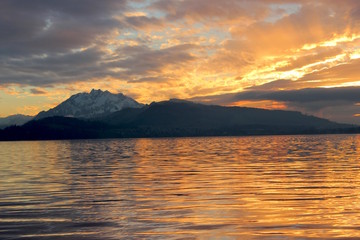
[35,89,143,120]
[0,114,33,129]
[1,100,357,141]
[102,100,346,129]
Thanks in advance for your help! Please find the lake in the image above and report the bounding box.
[1,135,360,239]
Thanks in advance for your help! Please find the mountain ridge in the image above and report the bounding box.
[0,114,34,129]
[1,99,357,141]
[102,100,347,129]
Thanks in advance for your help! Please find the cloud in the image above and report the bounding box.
[0,0,127,56]
[124,16,164,30]
[0,0,199,88]
[0,47,108,86]
[30,88,47,95]
[228,3,349,57]
[112,44,196,81]
[300,58,360,82]
[246,79,300,91]
[130,76,174,83]
[191,86,360,123]
[0,0,130,88]
[276,47,343,71]
[1,0,360,90]
[235,87,360,104]
[151,0,268,24]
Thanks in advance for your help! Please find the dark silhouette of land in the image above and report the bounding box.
[0,100,358,141]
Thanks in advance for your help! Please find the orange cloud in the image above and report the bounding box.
[228,100,287,110]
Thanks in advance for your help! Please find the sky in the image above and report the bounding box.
[1,0,360,124]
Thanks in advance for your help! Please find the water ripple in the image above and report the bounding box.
[1,135,360,239]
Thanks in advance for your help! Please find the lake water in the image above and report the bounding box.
[1,135,360,239]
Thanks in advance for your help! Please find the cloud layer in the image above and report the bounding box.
[1,0,360,123]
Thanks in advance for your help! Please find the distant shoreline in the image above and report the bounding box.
[1,129,359,142]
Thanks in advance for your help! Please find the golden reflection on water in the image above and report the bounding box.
[1,135,360,239]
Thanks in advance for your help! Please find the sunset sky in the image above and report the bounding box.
[1,0,360,123]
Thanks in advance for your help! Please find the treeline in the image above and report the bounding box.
[0,116,359,141]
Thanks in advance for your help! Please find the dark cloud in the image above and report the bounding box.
[0,47,108,86]
[112,44,196,79]
[30,88,47,95]
[234,87,360,103]
[0,0,130,86]
[0,41,196,86]
[246,79,298,91]
[124,16,164,29]
[0,0,198,86]
[189,93,238,106]
[0,0,127,55]
[191,86,360,124]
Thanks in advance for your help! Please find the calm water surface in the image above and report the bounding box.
[1,135,360,239]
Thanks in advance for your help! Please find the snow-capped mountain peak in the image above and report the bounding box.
[35,89,143,120]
